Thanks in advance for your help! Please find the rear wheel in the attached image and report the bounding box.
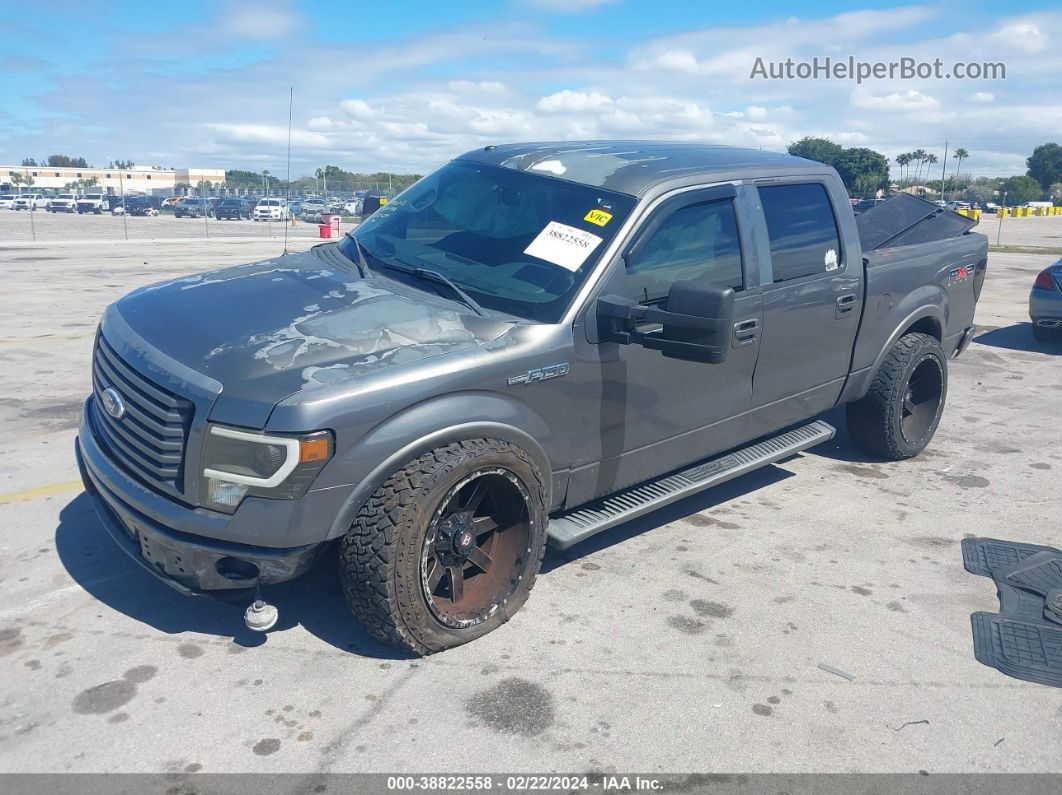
[340,439,547,655]
[846,332,947,460]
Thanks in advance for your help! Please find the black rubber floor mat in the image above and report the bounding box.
[971,612,1062,688]
[961,537,1060,578]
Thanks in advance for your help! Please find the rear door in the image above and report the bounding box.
[748,180,861,431]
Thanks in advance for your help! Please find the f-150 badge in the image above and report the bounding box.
[507,363,570,386]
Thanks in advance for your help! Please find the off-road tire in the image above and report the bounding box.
[340,439,548,655]
[1032,324,1062,343]
[846,332,947,460]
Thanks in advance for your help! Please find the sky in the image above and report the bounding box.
[0,0,1059,181]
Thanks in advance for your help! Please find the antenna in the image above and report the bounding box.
[283,86,293,256]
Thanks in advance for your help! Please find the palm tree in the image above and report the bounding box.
[895,153,911,186]
[952,148,969,189]
[910,149,928,186]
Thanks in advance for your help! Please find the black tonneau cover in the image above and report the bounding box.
[857,193,977,251]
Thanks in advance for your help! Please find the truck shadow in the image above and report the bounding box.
[972,323,1062,356]
[54,493,413,659]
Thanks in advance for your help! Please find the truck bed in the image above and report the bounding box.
[845,231,988,398]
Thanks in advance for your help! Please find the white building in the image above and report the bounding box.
[1,164,226,195]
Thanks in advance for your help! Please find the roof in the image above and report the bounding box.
[455,140,821,196]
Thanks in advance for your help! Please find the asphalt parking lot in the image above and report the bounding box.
[1,212,1061,776]
[1,205,326,243]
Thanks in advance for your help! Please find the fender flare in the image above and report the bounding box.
[870,305,944,376]
[843,304,945,404]
[323,419,553,542]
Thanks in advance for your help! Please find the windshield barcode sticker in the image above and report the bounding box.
[524,222,604,272]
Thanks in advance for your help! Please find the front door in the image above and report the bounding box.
[568,186,763,505]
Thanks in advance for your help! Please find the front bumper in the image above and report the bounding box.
[76,397,341,594]
[77,440,322,594]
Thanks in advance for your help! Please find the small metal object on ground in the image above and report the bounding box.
[817,663,855,681]
[245,599,278,632]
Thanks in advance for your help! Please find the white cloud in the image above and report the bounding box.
[447,80,509,94]
[850,88,941,113]
[970,91,995,103]
[536,90,613,113]
[222,8,303,41]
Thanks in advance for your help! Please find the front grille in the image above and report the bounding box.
[91,335,194,495]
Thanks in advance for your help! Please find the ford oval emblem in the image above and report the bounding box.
[101,387,126,420]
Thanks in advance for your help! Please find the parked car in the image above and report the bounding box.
[1030,260,1062,343]
[76,141,987,654]
[46,193,78,213]
[343,198,362,216]
[174,198,214,218]
[0,193,19,209]
[946,201,972,211]
[12,194,44,211]
[287,200,303,216]
[215,198,252,220]
[253,198,289,221]
[123,196,162,217]
[76,193,112,214]
[300,199,327,223]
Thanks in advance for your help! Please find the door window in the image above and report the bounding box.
[624,199,743,304]
[759,183,841,283]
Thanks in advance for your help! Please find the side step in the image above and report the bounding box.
[547,420,835,550]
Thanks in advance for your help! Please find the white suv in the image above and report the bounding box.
[0,194,17,209]
[254,198,290,221]
[47,194,78,213]
[12,194,44,210]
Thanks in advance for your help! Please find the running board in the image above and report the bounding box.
[547,420,835,550]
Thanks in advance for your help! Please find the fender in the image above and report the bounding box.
[839,299,945,404]
[321,394,556,541]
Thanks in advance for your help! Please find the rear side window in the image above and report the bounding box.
[625,198,743,304]
[759,183,841,283]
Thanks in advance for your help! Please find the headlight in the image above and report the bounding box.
[201,424,333,513]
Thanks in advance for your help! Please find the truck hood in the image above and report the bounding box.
[112,245,514,422]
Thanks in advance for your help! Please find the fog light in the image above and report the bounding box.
[207,478,249,509]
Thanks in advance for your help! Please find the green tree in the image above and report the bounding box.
[786,137,843,166]
[833,147,890,195]
[999,175,1042,205]
[47,154,90,168]
[20,157,37,167]
[1027,143,1062,192]
[952,148,969,185]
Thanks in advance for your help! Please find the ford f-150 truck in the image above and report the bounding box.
[76,142,988,654]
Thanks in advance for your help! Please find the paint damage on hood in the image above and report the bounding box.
[112,245,514,413]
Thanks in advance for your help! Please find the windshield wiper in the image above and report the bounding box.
[374,260,485,317]
[345,235,373,279]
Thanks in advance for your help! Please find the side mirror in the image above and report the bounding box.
[597,281,734,364]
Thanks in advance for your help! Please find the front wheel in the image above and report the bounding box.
[340,439,548,655]
[846,332,947,460]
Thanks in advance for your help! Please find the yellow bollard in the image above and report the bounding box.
[998,207,1008,218]
[972,209,981,221]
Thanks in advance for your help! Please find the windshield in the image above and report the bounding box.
[261,200,280,206]
[342,160,636,323]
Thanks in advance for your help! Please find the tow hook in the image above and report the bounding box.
[244,598,278,632]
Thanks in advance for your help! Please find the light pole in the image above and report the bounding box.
[996,191,1008,246]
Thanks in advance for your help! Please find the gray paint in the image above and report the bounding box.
[77,141,987,575]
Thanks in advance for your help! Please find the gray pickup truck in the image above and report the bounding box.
[76,142,988,654]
